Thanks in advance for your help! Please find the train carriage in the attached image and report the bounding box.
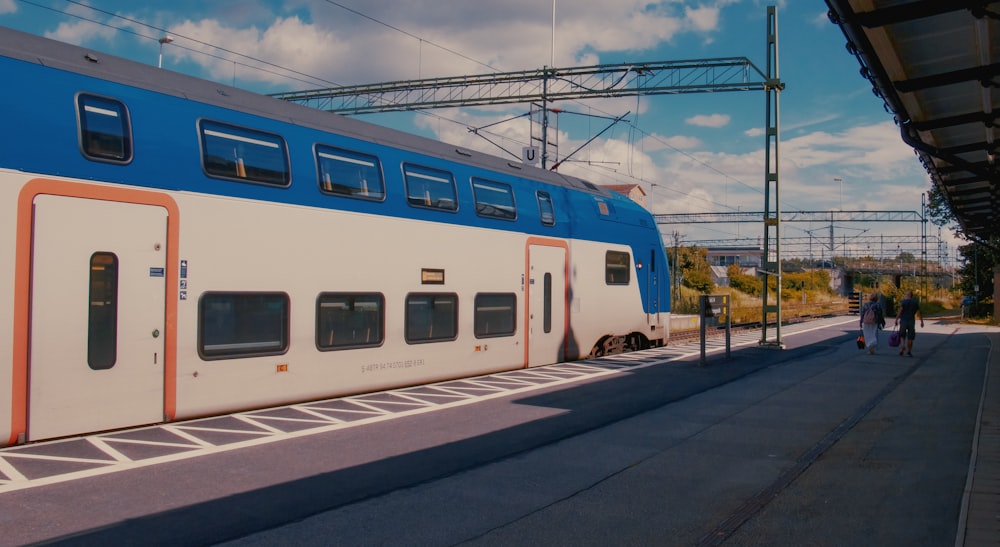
[0,26,670,445]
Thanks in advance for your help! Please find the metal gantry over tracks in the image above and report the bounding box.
[269,58,769,114]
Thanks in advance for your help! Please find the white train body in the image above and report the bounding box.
[0,27,670,444]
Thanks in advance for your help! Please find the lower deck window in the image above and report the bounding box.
[606,250,631,285]
[474,293,516,338]
[317,293,384,350]
[199,292,289,359]
[406,293,458,343]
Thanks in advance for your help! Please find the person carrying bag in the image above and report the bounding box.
[895,290,924,357]
[859,292,884,355]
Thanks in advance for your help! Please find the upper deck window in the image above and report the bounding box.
[200,120,290,187]
[77,94,132,163]
[404,164,458,211]
[537,191,555,226]
[472,178,516,220]
[316,145,385,201]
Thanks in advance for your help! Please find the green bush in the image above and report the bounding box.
[728,264,762,296]
[683,269,715,293]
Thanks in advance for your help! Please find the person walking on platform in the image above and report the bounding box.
[860,292,884,355]
[895,290,924,356]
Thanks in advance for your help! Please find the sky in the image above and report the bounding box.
[0,0,958,263]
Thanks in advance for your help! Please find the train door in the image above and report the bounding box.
[647,246,662,315]
[27,195,166,441]
[526,241,567,367]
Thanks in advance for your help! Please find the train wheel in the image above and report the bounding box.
[589,335,611,358]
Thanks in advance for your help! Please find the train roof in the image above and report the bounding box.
[0,25,615,200]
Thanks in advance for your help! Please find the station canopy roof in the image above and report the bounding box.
[825,1,1000,245]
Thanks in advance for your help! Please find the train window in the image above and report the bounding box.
[537,191,555,226]
[87,252,118,370]
[472,178,516,220]
[317,293,385,350]
[200,120,290,187]
[77,94,132,163]
[543,274,552,334]
[606,251,631,285]
[198,292,289,360]
[474,293,516,338]
[403,164,458,211]
[405,293,458,343]
[316,146,386,201]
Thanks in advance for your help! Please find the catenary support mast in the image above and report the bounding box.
[760,6,785,348]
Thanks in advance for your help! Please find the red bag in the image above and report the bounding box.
[856,335,865,349]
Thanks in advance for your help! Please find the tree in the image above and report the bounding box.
[667,245,715,293]
[782,270,833,293]
[925,184,958,230]
[957,242,999,301]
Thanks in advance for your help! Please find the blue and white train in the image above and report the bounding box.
[0,26,670,445]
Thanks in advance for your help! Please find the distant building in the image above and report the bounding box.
[706,246,762,287]
[706,246,763,268]
[602,184,647,209]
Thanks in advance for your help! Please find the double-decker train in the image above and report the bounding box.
[0,26,670,445]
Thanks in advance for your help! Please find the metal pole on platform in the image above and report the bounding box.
[725,299,731,359]
[699,295,707,366]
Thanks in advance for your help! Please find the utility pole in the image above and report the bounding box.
[671,230,682,310]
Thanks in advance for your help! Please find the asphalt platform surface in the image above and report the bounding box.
[3,316,998,546]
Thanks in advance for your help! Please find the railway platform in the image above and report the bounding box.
[1,314,998,546]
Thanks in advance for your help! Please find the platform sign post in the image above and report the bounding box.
[700,294,731,365]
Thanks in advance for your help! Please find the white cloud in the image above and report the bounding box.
[784,113,840,133]
[686,114,731,128]
[781,121,917,179]
[0,0,16,15]
[144,1,744,89]
[44,1,117,46]
[643,134,703,151]
[164,17,349,86]
[810,10,831,28]
[685,5,721,32]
